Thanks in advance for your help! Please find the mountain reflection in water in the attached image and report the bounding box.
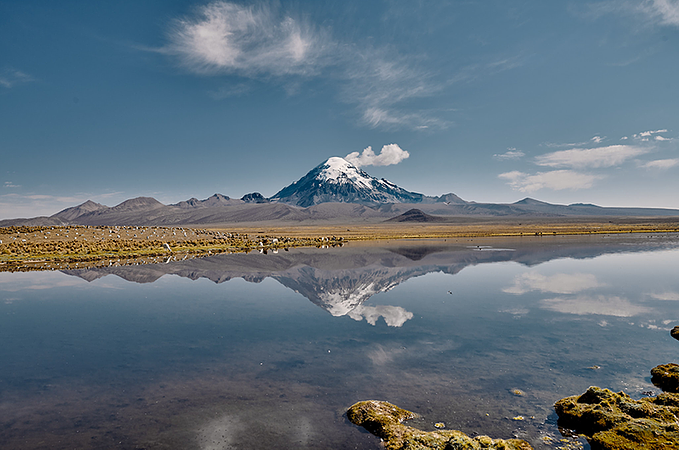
[4,233,679,450]
[63,234,678,327]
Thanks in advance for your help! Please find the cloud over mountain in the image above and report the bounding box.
[345,144,410,167]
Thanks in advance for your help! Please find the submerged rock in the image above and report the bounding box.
[651,363,679,393]
[347,400,533,450]
[554,386,679,449]
[671,326,679,341]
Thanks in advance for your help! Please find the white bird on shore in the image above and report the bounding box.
[163,243,172,252]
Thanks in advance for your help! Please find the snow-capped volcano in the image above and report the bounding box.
[270,157,424,207]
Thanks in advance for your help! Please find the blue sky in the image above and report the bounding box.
[1,0,678,219]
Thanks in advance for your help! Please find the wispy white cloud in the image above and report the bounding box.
[632,129,671,142]
[584,1,679,28]
[647,291,679,301]
[494,148,525,160]
[640,0,679,26]
[160,2,461,130]
[3,182,20,188]
[640,158,679,169]
[542,135,607,148]
[498,170,602,192]
[345,144,410,167]
[541,294,650,317]
[636,129,668,137]
[208,82,252,99]
[535,144,647,169]
[168,2,327,76]
[341,49,444,130]
[0,69,35,88]
[359,106,445,130]
[503,272,603,295]
[447,52,531,85]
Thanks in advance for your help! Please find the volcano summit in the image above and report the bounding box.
[270,157,425,207]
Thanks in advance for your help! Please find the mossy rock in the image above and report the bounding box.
[651,363,679,393]
[671,326,679,341]
[347,400,532,450]
[554,386,679,449]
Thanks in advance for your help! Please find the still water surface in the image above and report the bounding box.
[2,234,679,449]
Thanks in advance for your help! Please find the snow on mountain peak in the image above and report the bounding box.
[270,156,425,206]
[318,157,375,189]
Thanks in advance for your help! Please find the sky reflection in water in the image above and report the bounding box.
[1,234,679,449]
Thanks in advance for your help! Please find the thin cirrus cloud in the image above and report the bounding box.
[585,0,679,28]
[345,144,410,167]
[534,145,648,169]
[493,148,525,160]
[641,158,679,170]
[0,68,34,88]
[498,170,602,193]
[164,1,443,130]
[639,0,679,26]
[503,272,604,295]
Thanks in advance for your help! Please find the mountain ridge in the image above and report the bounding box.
[2,156,679,226]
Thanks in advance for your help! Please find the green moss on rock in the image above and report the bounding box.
[554,386,679,449]
[651,363,679,393]
[347,400,532,450]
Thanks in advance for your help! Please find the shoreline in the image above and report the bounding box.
[2,219,679,272]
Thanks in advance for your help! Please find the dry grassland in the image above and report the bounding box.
[212,217,679,240]
[0,225,342,272]
[2,217,679,272]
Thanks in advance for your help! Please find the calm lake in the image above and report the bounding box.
[2,233,679,449]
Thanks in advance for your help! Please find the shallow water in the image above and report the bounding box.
[2,233,679,449]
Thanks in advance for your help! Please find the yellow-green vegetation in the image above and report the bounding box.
[555,326,679,449]
[0,225,343,272]
[554,386,679,449]
[346,400,533,450]
[208,218,679,242]
[651,363,679,393]
[2,219,678,272]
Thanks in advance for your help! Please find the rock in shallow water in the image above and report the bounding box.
[554,386,679,449]
[671,326,679,341]
[651,363,679,393]
[347,400,533,450]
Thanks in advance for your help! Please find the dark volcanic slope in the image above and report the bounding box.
[386,209,449,223]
